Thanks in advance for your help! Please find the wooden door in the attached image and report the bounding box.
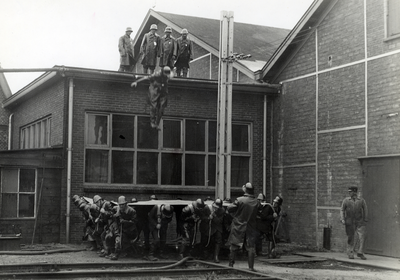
[362,157,400,258]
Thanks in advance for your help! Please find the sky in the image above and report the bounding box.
[0,0,314,93]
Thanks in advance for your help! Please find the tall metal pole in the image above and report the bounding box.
[216,11,234,200]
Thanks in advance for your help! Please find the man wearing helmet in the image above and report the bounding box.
[118,27,135,72]
[178,198,209,259]
[110,196,138,260]
[203,198,225,263]
[131,66,172,129]
[140,24,161,74]
[160,26,176,70]
[174,28,193,77]
[146,203,175,261]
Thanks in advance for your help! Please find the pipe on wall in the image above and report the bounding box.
[8,113,14,150]
[66,78,74,243]
[263,95,267,196]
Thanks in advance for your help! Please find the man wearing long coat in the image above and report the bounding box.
[159,26,176,69]
[118,27,135,72]
[227,183,260,271]
[174,28,193,77]
[140,24,161,74]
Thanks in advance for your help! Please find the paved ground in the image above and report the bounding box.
[0,242,399,280]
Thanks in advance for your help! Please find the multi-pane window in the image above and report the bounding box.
[20,117,51,149]
[0,168,36,218]
[84,112,251,187]
[386,0,400,38]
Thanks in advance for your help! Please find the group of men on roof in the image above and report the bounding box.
[118,24,193,78]
[72,183,284,272]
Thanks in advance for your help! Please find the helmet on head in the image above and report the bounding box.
[162,66,171,75]
[162,204,174,218]
[72,195,79,201]
[181,28,188,34]
[150,194,158,200]
[273,195,283,206]
[78,199,87,208]
[118,196,127,205]
[131,198,138,203]
[126,27,133,32]
[164,26,172,33]
[150,24,158,30]
[93,195,102,204]
[257,193,265,201]
[213,198,223,208]
[79,200,87,210]
[194,198,205,209]
[90,204,99,212]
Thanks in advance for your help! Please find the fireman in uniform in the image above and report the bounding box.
[204,198,225,263]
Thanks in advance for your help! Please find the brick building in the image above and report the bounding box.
[0,0,399,257]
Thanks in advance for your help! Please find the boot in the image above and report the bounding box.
[214,244,220,263]
[248,251,256,272]
[228,250,236,267]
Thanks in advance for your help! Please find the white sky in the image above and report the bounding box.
[0,0,314,93]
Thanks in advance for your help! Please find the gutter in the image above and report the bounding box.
[66,78,74,243]
[8,113,13,150]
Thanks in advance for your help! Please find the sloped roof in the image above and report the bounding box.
[132,10,290,75]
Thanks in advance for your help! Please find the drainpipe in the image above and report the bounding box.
[263,95,267,196]
[8,113,14,150]
[66,78,74,243]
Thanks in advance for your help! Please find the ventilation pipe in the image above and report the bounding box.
[66,78,74,243]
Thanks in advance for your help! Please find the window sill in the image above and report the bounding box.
[384,34,400,42]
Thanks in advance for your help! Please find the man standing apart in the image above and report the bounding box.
[118,27,135,72]
[340,186,368,260]
[227,183,260,271]
[174,29,193,77]
[140,24,161,74]
[160,26,176,70]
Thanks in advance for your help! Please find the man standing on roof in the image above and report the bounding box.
[131,66,172,129]
[227,183,260,272]
[160,26,176,70]
[140,24,161,74]
[174,28,193,77]
[118,27,135,72]
[147,204,175,261]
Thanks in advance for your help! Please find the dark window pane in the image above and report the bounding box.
[112,151,133,183]
[1,193,17,218]
[161,153,182,185]
[137,152,158,184]
[85,150,109,183]
[232,124,249,152]
[208,121,217,152]
[163,120,181,149]
[138,116,158,149]
[19,194,35,217]
[87,114,108,145]
[231,156,249,187]
[112,115,134,148]
[20,169,35,192]
[208,155,216,186]
[1,169,18,193]
[186,120,205,151]
[185,154,205,185]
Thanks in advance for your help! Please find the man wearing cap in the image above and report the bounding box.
[204,198,225,263]
[174,28,193,77]
[110,196,138,260]
[340,187,368,260]
[227,182,260,272]
[140,24,161,74]
[178,198,209,259]
[131,66,172,129]
[147,204,175,260]
[160,26,176,70]
[118,27,135,72]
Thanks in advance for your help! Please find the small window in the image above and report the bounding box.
[1,168,36,218]
[20,117,51,149]
[387,0,400,38]
[186,120,205,151]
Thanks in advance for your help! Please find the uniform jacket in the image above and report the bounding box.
[117,205,137,233]
[227,194,260,246]
[205,204,225,236]
[180,201,209,234]
[256,203,281,233]
[160,35,176,68]
[140,32,161,67]
[174,36,194,68]
[118,34,134,66]
[340,196,368,226]
[148,204,173,232]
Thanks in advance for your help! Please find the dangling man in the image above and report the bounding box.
[131,66,172,129]
[147,203,175,261]
[174,28,193,77]
[111,196,138,260]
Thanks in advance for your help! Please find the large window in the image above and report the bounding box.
[386,0,400,38]
[1,168,36,218]
[20,116,52,149]
[84,113,251,187]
